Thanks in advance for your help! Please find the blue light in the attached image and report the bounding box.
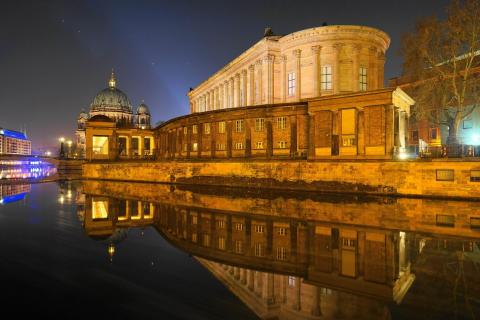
[0,129,27,140]
[0,192,27,204]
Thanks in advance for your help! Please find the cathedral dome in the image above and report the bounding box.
[90,70,132,114]
[136,102,150,115]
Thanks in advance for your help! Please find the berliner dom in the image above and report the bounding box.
[75,70,152,158]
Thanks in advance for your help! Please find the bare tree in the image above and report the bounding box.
[401,0,480,146]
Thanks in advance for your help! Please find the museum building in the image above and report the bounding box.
[85,25,414,161]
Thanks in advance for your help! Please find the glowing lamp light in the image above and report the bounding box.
[472,134,480,146]
[59,137,65,143]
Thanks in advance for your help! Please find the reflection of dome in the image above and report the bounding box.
[90,70,132,113]
[136,102,150,115]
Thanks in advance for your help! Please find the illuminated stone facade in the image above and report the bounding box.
[188,25,390,113]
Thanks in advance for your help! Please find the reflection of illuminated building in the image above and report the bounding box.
[0,128,31,155]
[0,184,30,204]
[0,159,56,179]
[80,180,480,319]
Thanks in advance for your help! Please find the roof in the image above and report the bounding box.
[0,128,28,140]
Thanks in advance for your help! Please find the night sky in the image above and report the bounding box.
[0,0,449,151]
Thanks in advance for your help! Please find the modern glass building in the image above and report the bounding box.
[0,128,32,155]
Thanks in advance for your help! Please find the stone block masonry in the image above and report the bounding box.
[83,159,480,200]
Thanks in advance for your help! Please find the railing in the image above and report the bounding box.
[418,144,480,159]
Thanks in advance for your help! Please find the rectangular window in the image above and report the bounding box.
[183,144,187,152]
[191,214,198,224]
[288,276,296,287]
[218,237,226,250]
[217,220,225,229]
[463,119,473,129]
[436,169,454,181]
[471,170,480,182]
[359,67,367,91]
[216,143,226,151]
[218,121,226,134]
[288,72,296,96]
[278,141,287,149]
[255,141,264,149]
[203,234,210,247]
[184,127,187,135]
[436,214,455,227]
[321,65,332,90]
[192,142,198,152]
[191,233,197,243]
[254,243,265,257]
[204,123,210,134]
[254,225,265,233]
[235,120,244,132]
[277,116,287,130]
[235,240,243,253]
[92,136,109,155]
[235,222,243,231]
[276,247,288,260]
[192,125,198,134]
[235,142,244,150]
[278,227,287,236]
[255,118,265,132]
[430,128,437,139]
[342,136,356,147]
[144,137,151,154]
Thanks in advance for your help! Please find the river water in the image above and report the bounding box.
[0,179,479,319]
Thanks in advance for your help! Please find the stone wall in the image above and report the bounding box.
[83,159,480,199]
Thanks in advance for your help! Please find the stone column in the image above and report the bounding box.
[203,94,207,112]
[219,84,223,109]
[211,89,215,109]
[266,54,275,104]
[311,45,321,97]
[206,92,211,111]
[234,73,241,108]
[369,46,378,90]
[247,270,255,291]
[234,267,240,280]
[377,50,386,88]
[281,55,287,102]
[240,268,247,284]
[293,278,301,310]
[311,286,321,316]
[352,44,361,91]
[223,81,228,109]
[293,49,302,101]
[333,43,342,94]
[248,64,255,105]
[256,59,263,105]
[241,69,248,106]
[229,77,234,108]
[267,273,275,304]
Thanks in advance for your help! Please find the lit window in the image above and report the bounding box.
[359,67,367,91]
[204,123,210,134]
[192,125,198,134]
[217,220,225,229]
[191,214,198,224]
[203,234,210,247]
[278,141,287,149]
[218,237,226,250]
[235,240,243,253]
[430,128,438,139]
[184,127,187,135]
[92,136,109,155]
[278,227,287,236]
[254,243,265,257]
[92,199,108,219]
[235,142,244,150]
[255,118,265,131]
[183,144,187,152]
[218,121,226,133]
[191,233,197,242]
[254,225,265,233]
[288,72,296,96]
[235,120,244,132]
[235,222,243,231]
[192,142,198,151]
[288,276,296,287]
[276,247,288,260]
[342,136,356,147]
[216,143,226,151]
[255,141,264,149]
[321,65,332,90]
[463,119,473,129]
[277,117,287,130]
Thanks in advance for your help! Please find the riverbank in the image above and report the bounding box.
[82,159,480,200]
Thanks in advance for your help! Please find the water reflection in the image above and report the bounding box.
[80,180,480,319]
[0,158,56,179]
[0,183,30,204]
